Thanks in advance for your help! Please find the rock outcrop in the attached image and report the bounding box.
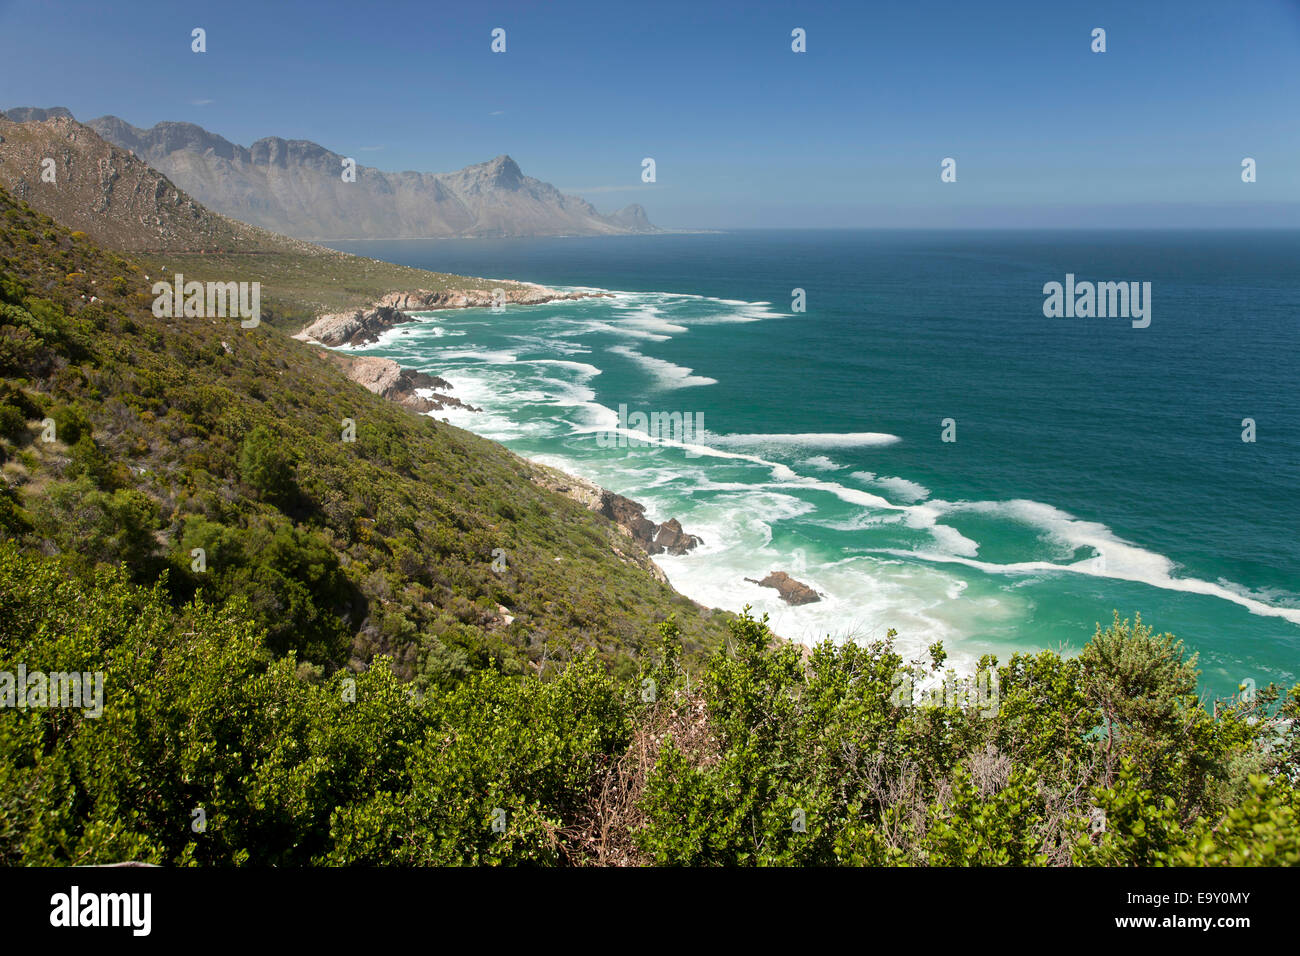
[528,465,702,560]
[295,306,410,347]
[745,571,821,606]
[296,285,612,348]
[323,353,480,413]
[377,285,611,312]
[651,518,699,556]
[597,492,702,556]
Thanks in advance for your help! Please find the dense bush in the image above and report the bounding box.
[1,543,1295,866]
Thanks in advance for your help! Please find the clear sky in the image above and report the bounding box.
[2,0,1299,228]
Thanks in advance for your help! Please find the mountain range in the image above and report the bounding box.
[0,111,305,253]
[1,106,657,240]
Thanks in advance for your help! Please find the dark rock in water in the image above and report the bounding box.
[745,571,821,606]
[598,492,656,546]
[653,518,701,556]
[598,492,701,556]
[400,368,454,393]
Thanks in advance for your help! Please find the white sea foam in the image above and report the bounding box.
[643,455,1300,631]
[431,347,519,364]
[851,471,932,502]
[887,499,1300,626]
[445,353,1300,630]
[522,359,603,379]
[606,345,718,388]
[654,540,1006,672]
[507,333,590,355]
[577,320,672,342]
[613,306,688,337]
[708,432,902,450]
[799,455,844,471]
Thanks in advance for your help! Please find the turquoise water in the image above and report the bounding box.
[326,231,1300,698]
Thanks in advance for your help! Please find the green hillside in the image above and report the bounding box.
[0,184,731,687]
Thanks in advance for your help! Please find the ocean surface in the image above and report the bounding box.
[324,231,1300,698]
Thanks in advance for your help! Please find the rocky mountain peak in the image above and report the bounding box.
[477,154,525,190]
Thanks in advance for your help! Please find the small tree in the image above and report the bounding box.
[238,424,296,502]
[1080,612,1202,798]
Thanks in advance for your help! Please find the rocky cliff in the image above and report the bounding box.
[596,492,703,557]
[529,464,703,566]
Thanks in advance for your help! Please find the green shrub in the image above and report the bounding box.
[50,403,91,445]
[238,424,297,502]
[0,403,26,442]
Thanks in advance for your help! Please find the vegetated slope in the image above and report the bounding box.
[5,107,660,240]
[0,184,730,684]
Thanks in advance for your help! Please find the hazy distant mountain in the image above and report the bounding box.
[3,106,75,122]
[3,107,658,240]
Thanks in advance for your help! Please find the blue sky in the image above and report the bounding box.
[2,0,1299,227]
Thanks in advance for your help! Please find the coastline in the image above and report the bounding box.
[288,277,927,662]
[293,282,730,613]
[293,281,612,347]
[295,268,1300,688]
[524,455,803,653]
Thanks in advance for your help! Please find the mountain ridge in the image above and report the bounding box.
[2,106,658,240]
[0,112,309,253]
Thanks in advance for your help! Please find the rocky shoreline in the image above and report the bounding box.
[597,492,703,557]
[295,285,704,571]
[296,280,795,624]
[318,351,481,413]
[528,462,704,563]
[295,283,613,348]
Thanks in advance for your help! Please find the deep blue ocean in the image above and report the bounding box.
[325,230,1300,698]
